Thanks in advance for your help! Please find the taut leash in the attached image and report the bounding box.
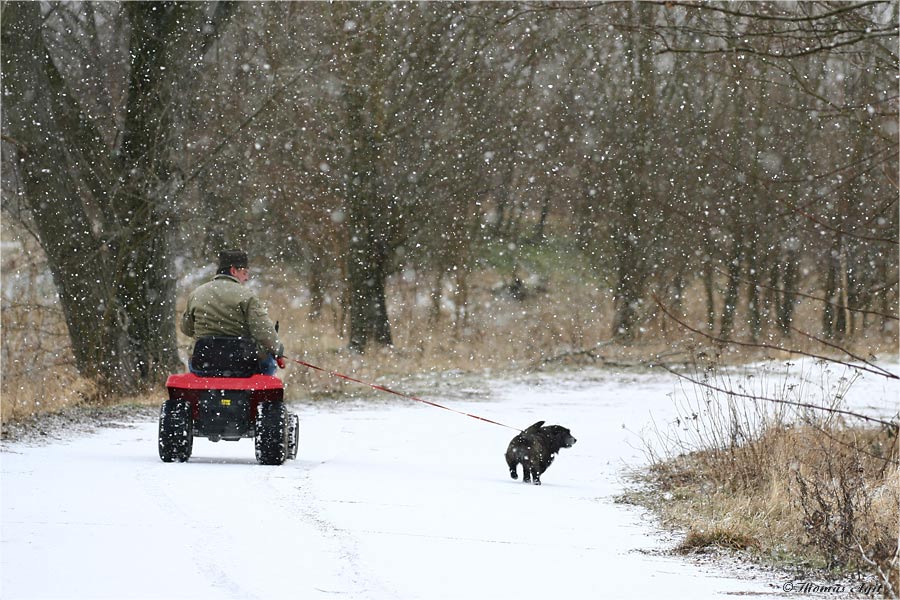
[287,356,521,432]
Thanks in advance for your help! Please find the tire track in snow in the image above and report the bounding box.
[134,463,261,600]
[263,458,399,599]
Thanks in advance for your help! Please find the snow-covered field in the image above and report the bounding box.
[2,361,897,600]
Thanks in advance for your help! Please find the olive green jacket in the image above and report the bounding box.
[180,274,283,358]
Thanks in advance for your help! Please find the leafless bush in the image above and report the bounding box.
[794,428,898,586]
[641,354,899,593]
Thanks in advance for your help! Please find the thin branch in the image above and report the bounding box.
[708,265,900,323]
[651,294,899,380]
[788,326,898,379]
[656,31,897,59]
[656,362,898,431]
[177,71,307,193]
[786,199,900,245]
[657,1,890,24]
[494,1,617,26]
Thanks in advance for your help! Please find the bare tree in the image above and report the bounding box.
[2,1,235,392]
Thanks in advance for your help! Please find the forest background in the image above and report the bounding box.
[1,1,897,411]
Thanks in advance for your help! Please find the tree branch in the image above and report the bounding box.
[651,294,899,380]
[708,265,899,323]
[656,362,898,431]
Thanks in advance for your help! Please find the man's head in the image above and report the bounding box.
[218,249,249,283]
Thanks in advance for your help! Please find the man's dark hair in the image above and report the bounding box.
[217,249,249,275]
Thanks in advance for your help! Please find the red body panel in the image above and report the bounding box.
[166,373,284,391]
[166,373,284,423]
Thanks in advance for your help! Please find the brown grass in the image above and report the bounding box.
[257,265,897,400]
[640,404,899,592]
[676,526,761,554]
[3,229,897,418]
[1,233,91,422]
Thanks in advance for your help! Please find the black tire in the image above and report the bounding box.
[158,400,193,463]
[255,401,288,465]
[287,413,300,460]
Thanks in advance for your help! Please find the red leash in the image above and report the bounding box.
[287,356,521,432]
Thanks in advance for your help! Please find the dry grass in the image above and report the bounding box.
[3,231,897,419]
[259,265,897,400]
[637,361,900,594]
[676,526,761,554]
[0,233,166,422]
[1,234,91,422]
[263,268,626,392]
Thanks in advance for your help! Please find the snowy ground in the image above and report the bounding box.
[2,360,897,600]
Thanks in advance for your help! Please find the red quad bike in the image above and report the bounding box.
[158,337,299,465]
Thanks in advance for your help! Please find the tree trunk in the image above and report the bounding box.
[611,231,645,340]
[307,257,326,321]
[114,3,183,381]
[703,238,717,333]
[1,2,229,392]
[777,250,799,336]
[454,266,470,332]
[767,262,780,334]
[337,6,399,353]
[430,272,443,325]
[822,251,838,338]
[719,236,743,341]
[2,3,155,390]
[343,81,393,353]
[746,240,763,343]
[838,236,853,336]
[346,228,393,352]
[611,3,654,341]
[530,199,550,245]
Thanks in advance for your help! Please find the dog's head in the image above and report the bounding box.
[523,421,577,451]
[542,425,576,450]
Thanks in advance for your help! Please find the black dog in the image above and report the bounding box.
[505,421,576,485]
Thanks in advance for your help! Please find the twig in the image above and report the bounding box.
[789,326,898,379]
[855,540,899,599]
[651,294,899,381]
[804,416,900,467]
[657,362,898,431]
[656,0,889,24]
[709,265,899,323]
[178,71,309,193]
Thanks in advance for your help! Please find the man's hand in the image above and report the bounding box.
[276,357,287,369]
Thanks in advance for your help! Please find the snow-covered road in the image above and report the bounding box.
[3,363,896,599]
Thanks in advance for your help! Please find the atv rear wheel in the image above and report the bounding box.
[158,400,193,462]
[255,401,288,465]
[287,413,300,460]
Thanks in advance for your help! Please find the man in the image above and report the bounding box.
[181,249,286,376]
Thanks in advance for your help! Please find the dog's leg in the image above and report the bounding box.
[532,471,542,486]
[506,456,519,480]
[522,466,531,483]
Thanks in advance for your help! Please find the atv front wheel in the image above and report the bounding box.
[255,401,288,465]
[158,400,193,462]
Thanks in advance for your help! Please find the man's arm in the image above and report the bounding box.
[180,304,195,337]
[246,296,283,357]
